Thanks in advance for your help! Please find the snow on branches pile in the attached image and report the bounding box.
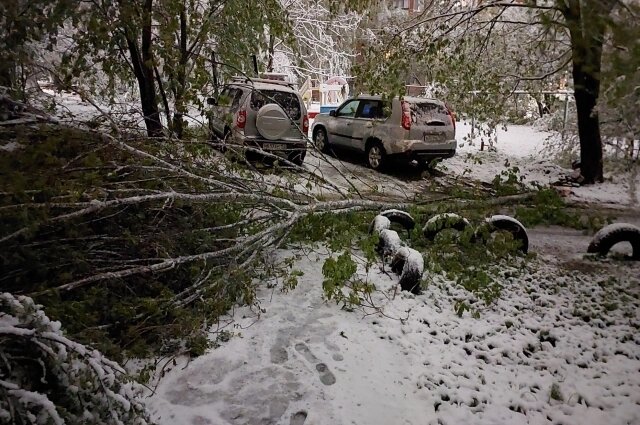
[0,293,151,425]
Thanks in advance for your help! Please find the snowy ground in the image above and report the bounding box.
[145,120,640,425]
[37,90,640,424]
[148,240,640,425]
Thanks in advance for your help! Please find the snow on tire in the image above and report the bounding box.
[422,213,470,241]
[378,229,402,257]
[369,214,391,234]
[587,223,640,260]
[379,209,416,232]
[369,212,424,294]
[474,215,529,254]
[390,247,424,294]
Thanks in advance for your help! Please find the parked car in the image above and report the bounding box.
[311,95,456,170]
[207,76,309,165]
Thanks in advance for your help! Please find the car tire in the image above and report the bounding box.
[587,223,640,260]
[423,213,470,241]
[314,127,330,153]
[391,247,423,294]
[378,209,415,238]
[473,215,529,254]
[366,141,386,170]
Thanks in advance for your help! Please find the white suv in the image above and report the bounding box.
[208,77,309,165]
[311,95,456,170]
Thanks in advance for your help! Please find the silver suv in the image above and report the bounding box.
[311,95,456,170]
[208,77,308,165]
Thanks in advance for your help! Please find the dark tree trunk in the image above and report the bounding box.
[572,58,604,184]
[173,6,189,139]
[0,65,14,94]
[266,34,275,72]
[560,0,617,184]
[154,64,173,133]
[534,97,545,118]
[122,0,162,138]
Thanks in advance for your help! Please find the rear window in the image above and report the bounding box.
[250,90,301,120]
[410,102,449,124]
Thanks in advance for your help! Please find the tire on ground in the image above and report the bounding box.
[422,213,470,241]
[587,223,640,260]
[473,215,529,254]
[368,214,391,235]
[397,247,424,295]
[379,209,415,232]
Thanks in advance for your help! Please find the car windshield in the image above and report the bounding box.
[250,90,301,120]
[410,102,449,124]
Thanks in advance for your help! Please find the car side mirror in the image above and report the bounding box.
[207,97,217,106]
[329,110,336,117]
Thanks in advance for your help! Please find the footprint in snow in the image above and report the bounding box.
[290,410,307,425]
[295,342,336,386]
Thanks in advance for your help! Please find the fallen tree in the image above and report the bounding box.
[0,121,410,359]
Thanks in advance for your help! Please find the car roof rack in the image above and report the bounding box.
[230,75,296,89]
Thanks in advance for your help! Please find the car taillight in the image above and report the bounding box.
[446,104,456,133]
[401,100,411,131]
[236,109,246,129]
[302,114,309,134]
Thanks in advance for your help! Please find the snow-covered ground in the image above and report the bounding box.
[148,242,640,425]
[145,119,639,425]
[32,90,640,424]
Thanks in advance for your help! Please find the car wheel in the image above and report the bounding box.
[314,127,330,153]
[366,141,385,170]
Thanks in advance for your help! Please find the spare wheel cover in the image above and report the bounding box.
[256,104,290,140]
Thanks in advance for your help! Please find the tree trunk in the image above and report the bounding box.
[0,64,14,94]
[572,59,604,184]
[266,34,275,72]
[560,0,617,184]
[122,0,162,138]
[173,6,189,139]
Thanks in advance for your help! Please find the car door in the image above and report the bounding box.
[350,99,383,151]
[326,99,360,147]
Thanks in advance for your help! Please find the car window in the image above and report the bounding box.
[357,100,388,119]
[218,87,243,111]
[250,89,301,120]
[336,100,360,118]
[410,102,449,124]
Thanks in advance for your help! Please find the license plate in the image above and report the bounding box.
[423,134,445,143]
[263,143,282,151]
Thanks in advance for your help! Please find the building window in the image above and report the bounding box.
[395,0,410,9]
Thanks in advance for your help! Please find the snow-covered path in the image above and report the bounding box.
[148,241,640,425]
